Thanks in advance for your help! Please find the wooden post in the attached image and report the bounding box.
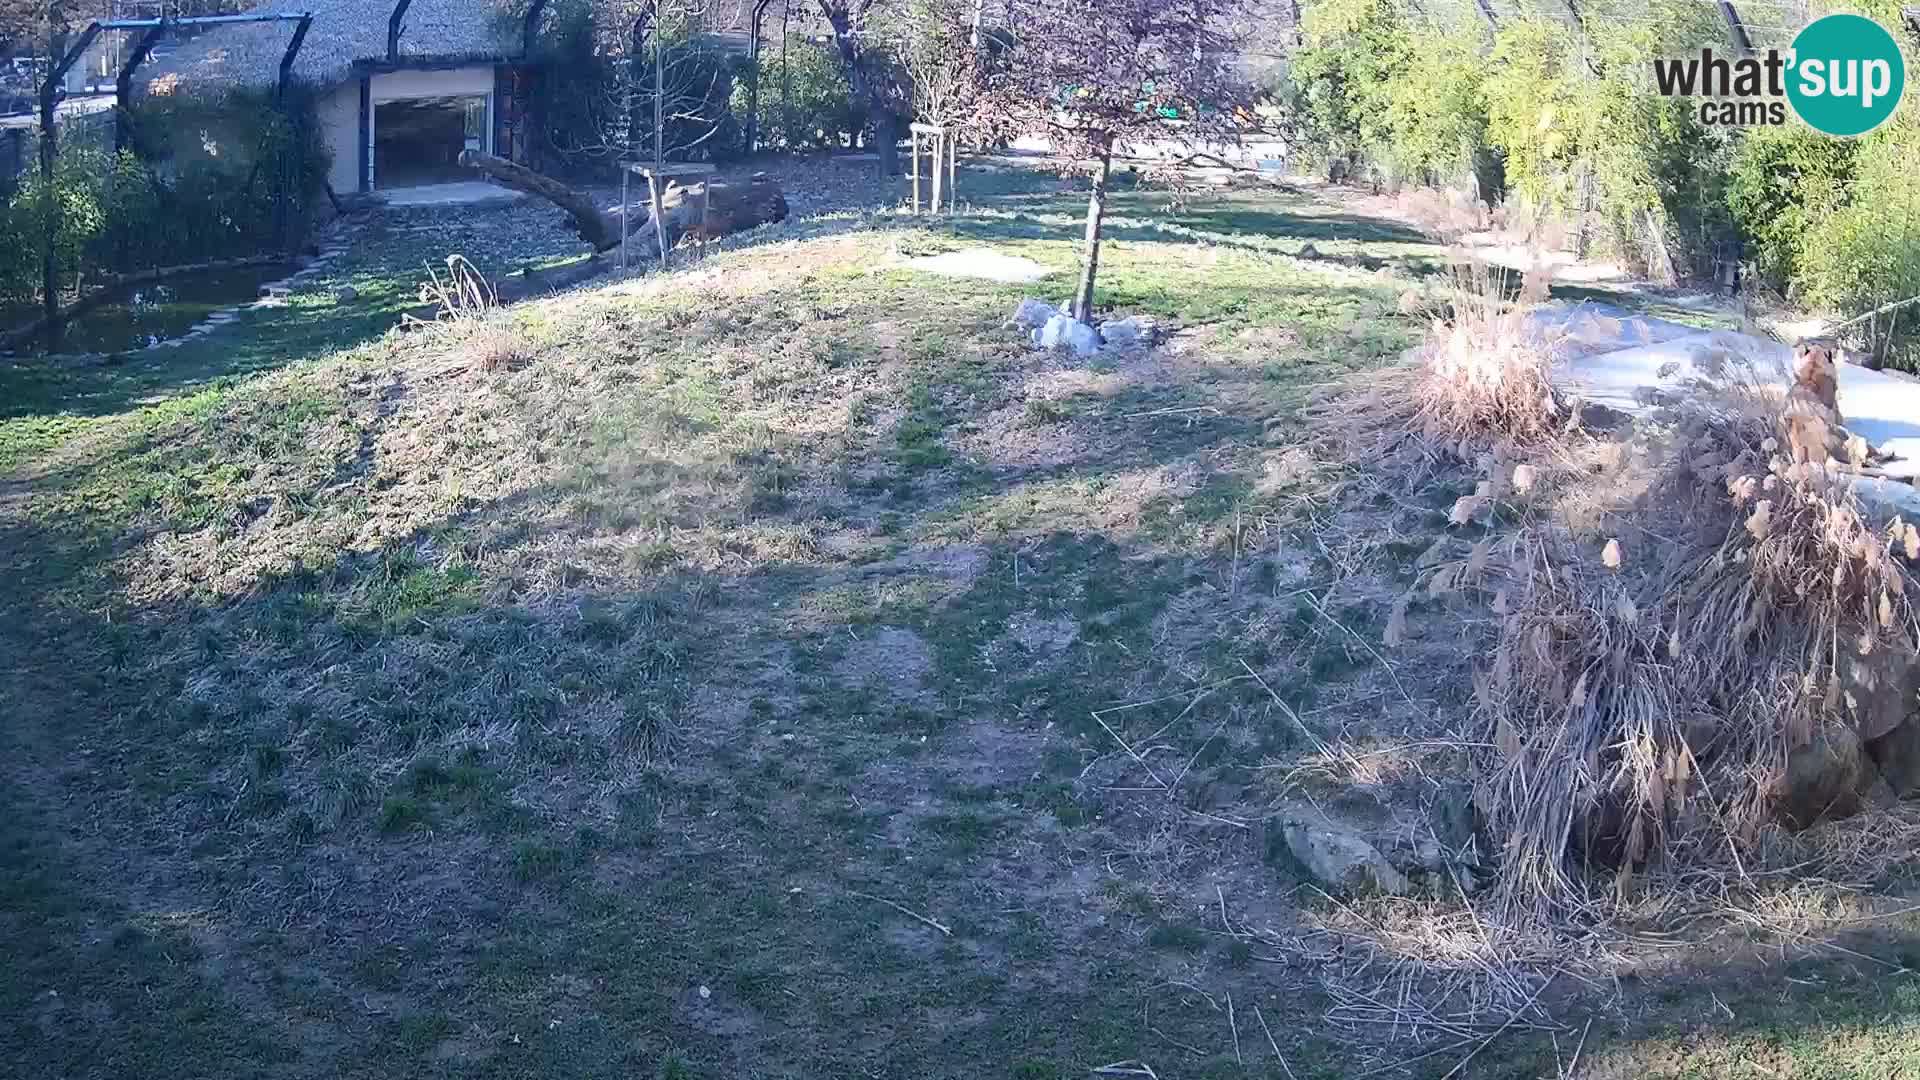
[911,123,950,215]
[700,181,711,260]
[930,132,943,215]
[946,131,957,214]
[910,128,921,214]
[649,172,668,271]
[620,167,630,273]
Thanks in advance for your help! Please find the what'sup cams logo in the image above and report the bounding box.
[1654,13,1907,135]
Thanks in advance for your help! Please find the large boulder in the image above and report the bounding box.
[1037,314,1101,357]
[1779,725,1894,830]
[1869,719,1920,796]
[1274,816,1410,896]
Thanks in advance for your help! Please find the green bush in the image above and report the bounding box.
[0,87,328,309]
[729,37,862,152]
[1385,26,1489,186]
[118,89,328,265]
[1796,128,1920,368]
[1289,0,1413,172]
[0,147,113,304]
[1725,127,1857,294]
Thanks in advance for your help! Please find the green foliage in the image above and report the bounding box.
[1292,0,1735,274]
[0,88,328,309]
[1725,126,1855,291]
[1386,27,1490,183]
[1289,0,1414,169]
[729,37,862,151]
[1479,17,1581,208]
[0,146,112,303]
[117,89,329,265]
[1797,126,1920,368]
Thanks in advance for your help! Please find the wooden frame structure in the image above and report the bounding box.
[621,161,716,272]
[908,122,957,215]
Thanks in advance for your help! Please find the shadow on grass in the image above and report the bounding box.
[1484,923,1920,1079]
[0,294,405,429]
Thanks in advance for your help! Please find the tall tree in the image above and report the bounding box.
[817,0,908,174]
[985,0,1257,323]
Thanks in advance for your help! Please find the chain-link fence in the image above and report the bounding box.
[1,15,327,352]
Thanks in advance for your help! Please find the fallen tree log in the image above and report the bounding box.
[456,151,790,255]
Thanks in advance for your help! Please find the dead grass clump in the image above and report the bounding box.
[1395,187,1486,240]
[1309,259,1567,473]
[400,254,534,373]
[417,253,497,321]
[1409,260,1562,446]
[1475,368,1920,923]
[448,317,534,373]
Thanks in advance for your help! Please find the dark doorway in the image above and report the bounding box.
[373,95,488,189]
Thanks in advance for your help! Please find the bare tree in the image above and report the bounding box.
[983,0,1258,323]
[550,0,742,166]
[898,0,984,134]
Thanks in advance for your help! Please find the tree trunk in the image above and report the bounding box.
[818,0,899,175]
[1071,135,1114,325]
[458,151,789,254]
[40,31,62,354]
[875,111,900,177]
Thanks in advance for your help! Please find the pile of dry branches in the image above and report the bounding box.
[1316,265,1920,924]
[1477,371,1920,921]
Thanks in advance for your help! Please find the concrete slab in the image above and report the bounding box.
[378,182,520,208]
[1536,301,1920,514]
[1540,305,1920,450]
[906,249,1054,284]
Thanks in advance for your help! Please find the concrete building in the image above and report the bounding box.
[145,0,532,195]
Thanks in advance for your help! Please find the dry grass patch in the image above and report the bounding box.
[1475,374,1920,922]
[1314,264,1920,931]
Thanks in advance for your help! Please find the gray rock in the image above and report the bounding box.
[332,285,359,303]
[1098,318,1141,347]
[1839,652,1920,741]
[1869,720,1920,797]
[1011,298,1061,329]
[1066,321,1101,356]
[1780,726,1884,830]
[1279,817,1410,896]
[1098,315,1159,349]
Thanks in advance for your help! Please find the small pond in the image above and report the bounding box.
[3,263,297,355]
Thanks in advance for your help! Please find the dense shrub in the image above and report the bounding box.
[534,0,755,173]
[1288,0,1920,300]
[1724,127,1855,293]
[0,87,325,308]
[118,88,329,264]
[0,147,113,304]
[1288,0,1411,174]
[729,36,862,151]
[1796,128,1920,368]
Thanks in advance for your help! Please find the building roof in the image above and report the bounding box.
[144,0,518,93]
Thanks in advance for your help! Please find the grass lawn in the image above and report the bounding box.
[5,166,1920,1079]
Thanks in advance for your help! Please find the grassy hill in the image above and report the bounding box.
[6,169,1920,1079]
